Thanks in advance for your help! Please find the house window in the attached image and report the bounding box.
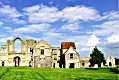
[41,49,44,55]
[70,53,73,59]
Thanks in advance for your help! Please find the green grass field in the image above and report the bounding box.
[0,67,118,80]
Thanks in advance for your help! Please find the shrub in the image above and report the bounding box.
[110,67,119,74]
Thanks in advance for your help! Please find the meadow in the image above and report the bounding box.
[0,66,118,80]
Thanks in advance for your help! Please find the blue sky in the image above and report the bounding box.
[0,0,118,58]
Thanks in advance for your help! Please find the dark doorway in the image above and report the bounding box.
[14,57,20,67]
[29,61,31,67]
[82,62,85,67]
[109,62,112,66]
[53,63,55,68]
[70,63,74,68]
[2,61,4,66]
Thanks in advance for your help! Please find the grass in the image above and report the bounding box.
[0,66,118,80]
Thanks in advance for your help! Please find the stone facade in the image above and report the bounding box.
[0,37,116,68]
[105,55,115,67]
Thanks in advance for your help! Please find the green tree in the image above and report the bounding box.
[89,46,104,67]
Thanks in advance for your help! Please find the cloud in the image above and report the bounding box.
[61,22,80,32]
[62,6,100,22]
[99,11,119,21]
[102,42,119,58]
[0,5,22,18]
[92,20,118,36]
[45,32,62,38]
[0,21,4,26]
[0,4,25,24]
[49,1,53,5]
[107,34,119,43]
[22,5,101,24]
[86,34,99,47]
[23,5,62,23]
[8,23,51,33]
[22,5,40,12]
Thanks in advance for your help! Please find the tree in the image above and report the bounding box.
[89,46,104,68]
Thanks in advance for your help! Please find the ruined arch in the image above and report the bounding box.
[13,37,22,53]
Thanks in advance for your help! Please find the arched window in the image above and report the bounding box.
[70,53,73,59]
[14,39,21,53]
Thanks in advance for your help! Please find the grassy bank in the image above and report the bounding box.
[0,67,118,80]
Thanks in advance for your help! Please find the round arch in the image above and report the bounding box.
[13,37,23,53]
[13,37,22,42]
[14,56,21,66]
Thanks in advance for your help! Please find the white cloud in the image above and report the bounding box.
[0,5,22,18]
[12,18,25,24]
[61,22,80,31]
[8,23,51,33]
[0,5,25,24]
[49,1,53,5]
[92,20,119,36]
[22,5,101,24]
[81,47,102,52]
[86,34,99,47]
[0,21,4,26]
[62,6,100,21]
[23,5,40,12]
[4,26,12,31]
[99,11,119,21]
[45,32,62,38]
[107,34,119,43]
[23,5,62,23]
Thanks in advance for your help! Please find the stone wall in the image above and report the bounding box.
[34,56,52,68]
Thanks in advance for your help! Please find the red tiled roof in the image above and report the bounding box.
[61,42,76,49]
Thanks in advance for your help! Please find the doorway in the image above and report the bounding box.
[82,62,85,67]
[53,63,55,68]
[2,61,4,66]
[70,63,74,68]
[14,57,20,67]
[109,62,112,66]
